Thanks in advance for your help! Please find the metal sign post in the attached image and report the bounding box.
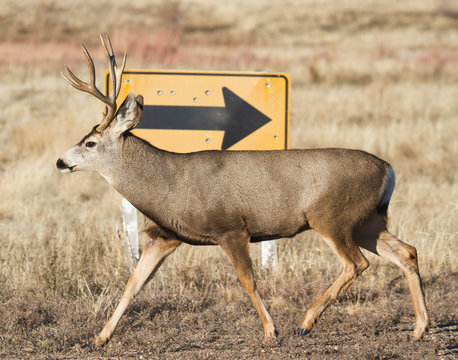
[121,198,139,263]
[107,70,290,267]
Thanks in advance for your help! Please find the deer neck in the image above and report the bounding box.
[99,134,179,219]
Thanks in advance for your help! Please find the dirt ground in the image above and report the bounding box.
[0,272,455,359]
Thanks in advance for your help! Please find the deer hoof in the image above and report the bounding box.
[92,336,109,349]
[412,327,428,341]
[300,328,311,336]
[264,327,278,341]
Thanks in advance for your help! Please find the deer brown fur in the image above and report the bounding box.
[57,36,430,348]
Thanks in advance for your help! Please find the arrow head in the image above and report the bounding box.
[221,87,271,150]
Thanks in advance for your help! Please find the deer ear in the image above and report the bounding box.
[110,93,144,136]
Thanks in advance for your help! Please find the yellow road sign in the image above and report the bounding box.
[106,70,290,152]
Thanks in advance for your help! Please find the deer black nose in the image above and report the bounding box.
[56,158,66,170]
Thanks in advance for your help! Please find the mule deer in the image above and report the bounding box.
[57,35,429,348]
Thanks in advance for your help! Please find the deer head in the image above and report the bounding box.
[56,35,144,174]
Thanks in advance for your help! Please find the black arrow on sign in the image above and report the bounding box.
[137,87,271,150]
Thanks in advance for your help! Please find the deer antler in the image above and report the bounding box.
[61,34,126,132]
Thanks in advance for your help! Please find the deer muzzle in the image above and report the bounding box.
[56,158,75,173]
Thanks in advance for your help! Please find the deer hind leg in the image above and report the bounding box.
[357,224,429,340]
[219,236,277,340]
[300,232,369,335]
[93,238,181,348]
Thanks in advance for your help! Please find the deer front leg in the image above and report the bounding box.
[220,237,277,340]
[93,238,181,348]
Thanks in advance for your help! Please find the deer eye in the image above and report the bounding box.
[85,141,97,148]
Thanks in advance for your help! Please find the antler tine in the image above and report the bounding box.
[116,52,127,98]
[99,35,116,101]
[97,34,123,132]
[61,66,86,89]
[105,34,127,98]
[62,63,113,109]
[81,43,96,87]
[99,35,126,99]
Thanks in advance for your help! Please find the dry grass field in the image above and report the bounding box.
[0,0,457,358]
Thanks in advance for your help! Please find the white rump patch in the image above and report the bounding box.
[379,165,396,207]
